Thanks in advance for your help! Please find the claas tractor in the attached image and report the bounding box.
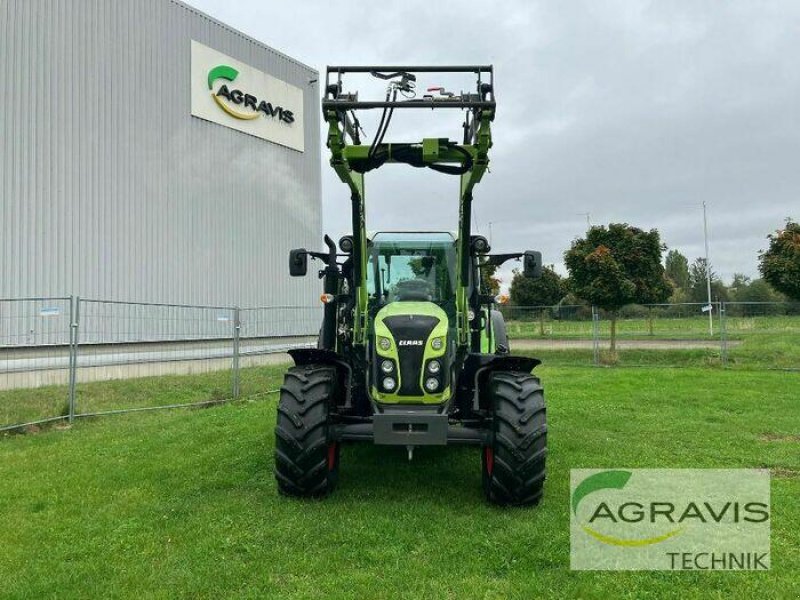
[275,66,547,506]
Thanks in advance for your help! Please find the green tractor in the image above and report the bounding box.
[276,66,547,506]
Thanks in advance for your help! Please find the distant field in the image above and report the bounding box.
[2,365,798,598]
[505,313,800,341]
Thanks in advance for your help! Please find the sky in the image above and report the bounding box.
[187,0,799,289]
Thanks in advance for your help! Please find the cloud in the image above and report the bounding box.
[187,0,800,284]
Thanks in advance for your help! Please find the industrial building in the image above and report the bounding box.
[1,0,321,310]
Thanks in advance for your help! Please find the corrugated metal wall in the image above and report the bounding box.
[0,0,321,310]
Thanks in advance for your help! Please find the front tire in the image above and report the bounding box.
[482,371,547,506]
[274,365,339,497]
[490,311,510,354]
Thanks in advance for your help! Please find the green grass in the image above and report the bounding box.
[0,366,285,429]
[2,365,799,598]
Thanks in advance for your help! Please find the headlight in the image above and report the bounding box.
[378,336,391,351]
[425,377,439,392]
[381,359,394,373]
[338,235,354,253]
[468,309,476,322]
[427,360,441,374]
[431,336,444,351]
[382,377,396,391]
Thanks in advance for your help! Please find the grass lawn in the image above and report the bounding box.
[1,365,799,598]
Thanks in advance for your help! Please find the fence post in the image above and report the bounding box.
[591,305,600,366]
[67,296,80,422]
[232,307,241,399]
[720,302,728,367]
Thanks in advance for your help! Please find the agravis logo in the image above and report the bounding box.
[570,469,771,570]
[572,470,684,547]
[207,65,295,123]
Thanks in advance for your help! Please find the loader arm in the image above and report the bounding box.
[323,65,495,346]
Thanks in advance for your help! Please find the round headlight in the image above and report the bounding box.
[382,377,396,391]
[425,377,439,392]
[431,336,444,351]
[471,235,490,253]
[381,360,394,373]
[338,235,354,253]
[427,360,441,374]
[468,309,476,322]
[378,336,391,351]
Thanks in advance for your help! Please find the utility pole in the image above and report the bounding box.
[577,212,591,230]
[703,201,713,336]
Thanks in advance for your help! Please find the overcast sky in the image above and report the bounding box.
[188,0,799,288]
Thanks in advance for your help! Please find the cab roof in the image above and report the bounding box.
[368,231,456,244]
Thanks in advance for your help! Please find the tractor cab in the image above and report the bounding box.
[366,232,457,404]
[367,232,457,310]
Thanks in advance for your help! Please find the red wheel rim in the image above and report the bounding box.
[484,447,494,476]
[327,442,338,471]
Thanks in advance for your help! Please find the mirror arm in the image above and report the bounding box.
[483,253,523,267]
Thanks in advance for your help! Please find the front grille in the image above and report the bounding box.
[382,315,439,396]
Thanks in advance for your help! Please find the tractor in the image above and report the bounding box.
[275,66,547,506]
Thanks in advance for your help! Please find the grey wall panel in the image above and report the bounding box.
[1,0,321,313]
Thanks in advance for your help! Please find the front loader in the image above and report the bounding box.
[275,66,547,506]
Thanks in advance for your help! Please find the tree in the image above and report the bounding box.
[564,224,671,352]
[759,219,800,301]
[510,266,566,335]
[729,273,751,297]
[688,258,728,303]
[734,278,784,304]
[665,249,690,291]
[509,266,565,306]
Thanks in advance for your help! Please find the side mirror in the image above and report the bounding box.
[289,248,308,277]
[523,250,543,279]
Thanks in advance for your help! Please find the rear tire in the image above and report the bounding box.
[482,371,547,506]
[274,365,339,497]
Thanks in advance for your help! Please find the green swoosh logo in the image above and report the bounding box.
[572,470,632,515]
[572,470,684,546]
[207,65,238,90]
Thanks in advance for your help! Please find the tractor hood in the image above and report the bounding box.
[371,301,451,404]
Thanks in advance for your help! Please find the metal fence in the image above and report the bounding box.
[499,301,800,368]
[1,297,318,432]
[3,298,798,433]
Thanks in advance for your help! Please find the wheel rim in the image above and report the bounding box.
[327,442,338,471]
[484,446,494,476]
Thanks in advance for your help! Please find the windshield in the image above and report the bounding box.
[367,232,457,308]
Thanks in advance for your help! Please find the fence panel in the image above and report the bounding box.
[722,301,800,370]
[0,297,73,430]
[499,304,596,365]
[237,306,318,399]
[591,303,725,367]
[74,300,238,416]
